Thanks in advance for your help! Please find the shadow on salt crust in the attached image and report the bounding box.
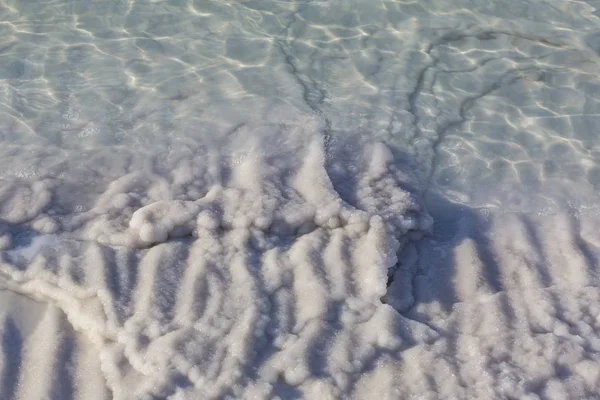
[1,137,600,399]
[0,137,436,399]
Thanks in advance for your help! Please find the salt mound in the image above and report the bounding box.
[0,138,432,399]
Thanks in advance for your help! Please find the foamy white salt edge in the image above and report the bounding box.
[0,138,433,399]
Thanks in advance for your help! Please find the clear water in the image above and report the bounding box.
[2,0,600,207]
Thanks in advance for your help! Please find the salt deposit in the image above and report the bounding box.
[0,0,600,398]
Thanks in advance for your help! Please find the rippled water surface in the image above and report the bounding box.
[1,0,600,399]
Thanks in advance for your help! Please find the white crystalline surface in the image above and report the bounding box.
[1,0,600,399]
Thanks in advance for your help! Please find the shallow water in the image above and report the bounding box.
[1,0,600,399]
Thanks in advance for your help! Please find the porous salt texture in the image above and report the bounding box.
[0,136,431,399]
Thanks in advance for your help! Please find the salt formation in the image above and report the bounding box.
[1,0,600,397]
[0,138,432,399]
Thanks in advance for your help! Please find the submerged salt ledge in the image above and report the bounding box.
[118,141,430,248]
[0,139,433,398]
